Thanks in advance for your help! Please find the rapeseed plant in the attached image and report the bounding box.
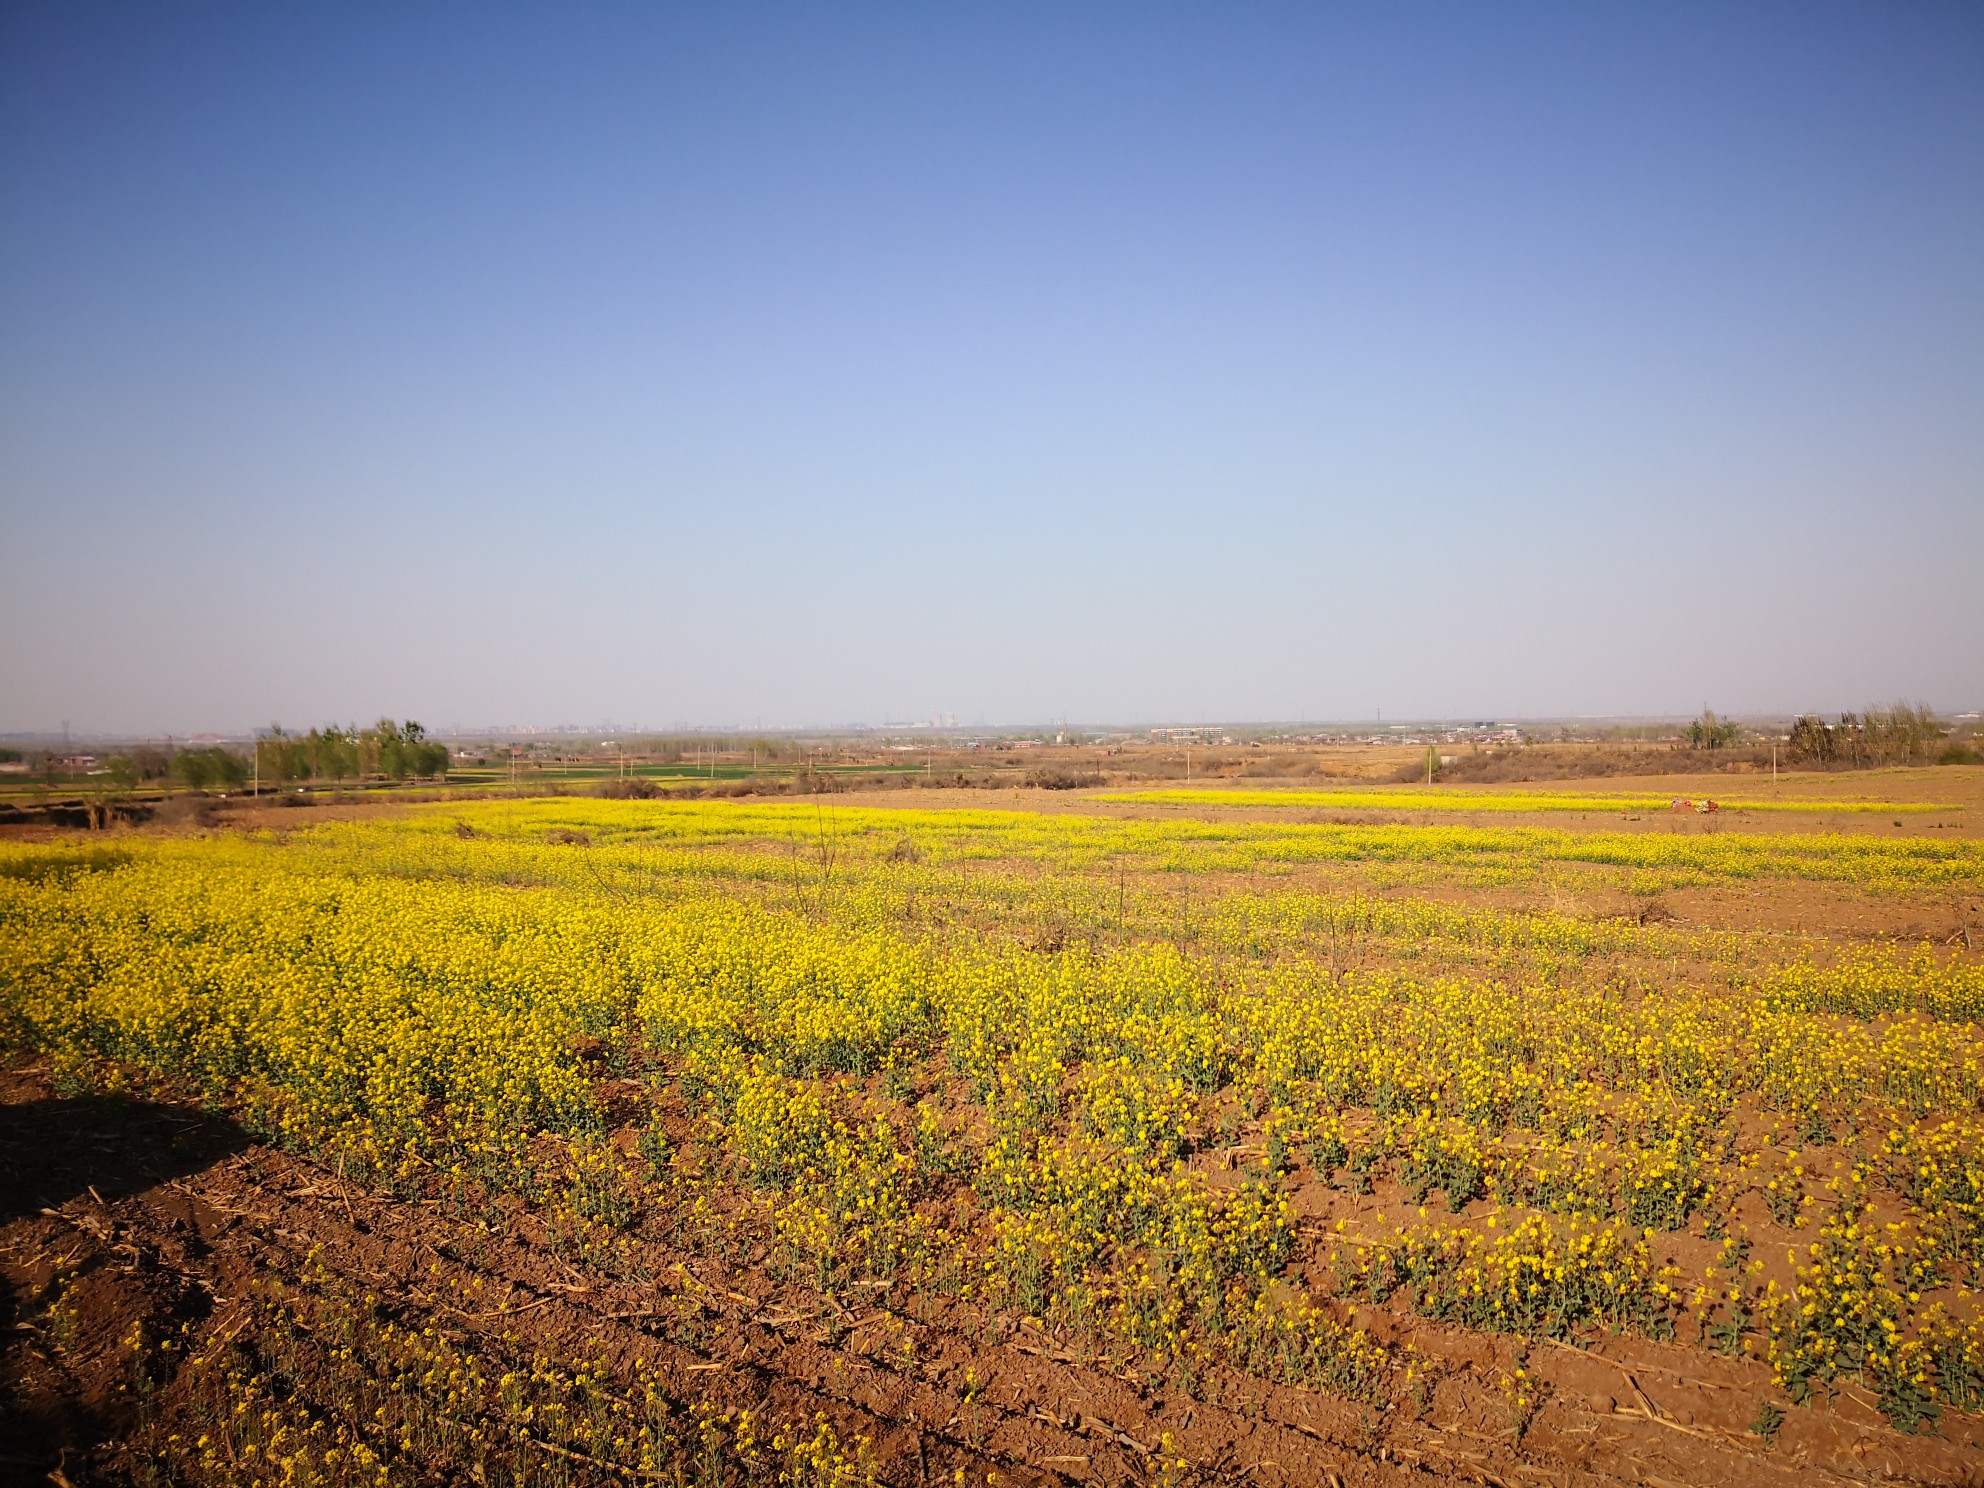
[5,798,1983,1436]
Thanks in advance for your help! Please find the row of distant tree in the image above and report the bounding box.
[1785,702,1960,767]
[255,721,450,785]
[1672,702,1963,767]
[0,719,449,793]
[1,744,226,790]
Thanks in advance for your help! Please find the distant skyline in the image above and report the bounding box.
[4,3,1980,735]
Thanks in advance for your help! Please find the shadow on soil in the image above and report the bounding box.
[0,1095,248,1224]
[0,1094,249,1485]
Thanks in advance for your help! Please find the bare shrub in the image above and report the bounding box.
[592,777,660,800]
[1241,753,1318,778]
[1387,747,1447,785]
[1025,769,1103,790]
[1437,744,1769,783]
[153,796,223,828]
[1789,703,1944,768]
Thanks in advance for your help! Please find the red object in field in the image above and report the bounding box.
[1670,798,1691,811]
[1696,799,1719,813]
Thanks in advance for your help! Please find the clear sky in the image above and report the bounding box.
[3,3,1980,734]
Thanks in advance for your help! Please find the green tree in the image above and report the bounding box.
[365,719,449,782]
[307,727,357,782]
[256,727,289,789]
[1686,708,1740,750]
[172,747,249,791]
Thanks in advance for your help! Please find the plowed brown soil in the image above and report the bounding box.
[5,1053,1978,1488]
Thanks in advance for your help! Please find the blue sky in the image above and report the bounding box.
[3,3,1980,733]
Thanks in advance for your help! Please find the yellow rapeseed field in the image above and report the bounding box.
[5,795,1984,1482]
[1100,787,1959,815]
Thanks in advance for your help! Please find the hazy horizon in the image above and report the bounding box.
[6,705,1976,747]
[4,4,1980,735]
